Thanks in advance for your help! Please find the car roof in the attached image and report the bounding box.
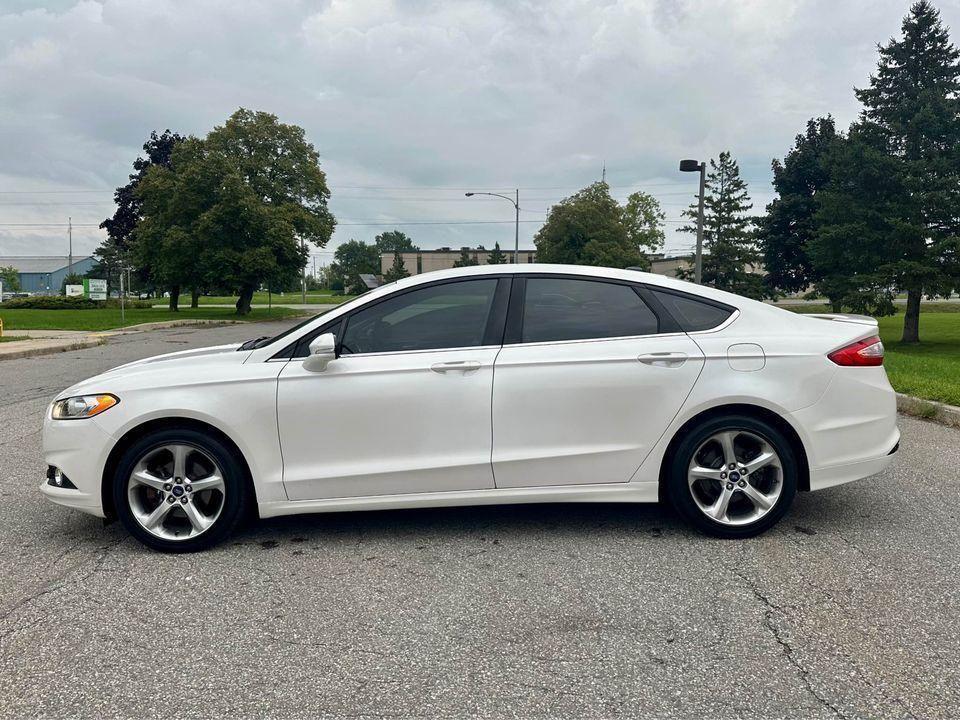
[387,263,753,308]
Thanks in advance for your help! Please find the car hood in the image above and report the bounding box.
[56,343,252,399]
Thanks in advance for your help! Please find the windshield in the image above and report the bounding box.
[237,287,383,351]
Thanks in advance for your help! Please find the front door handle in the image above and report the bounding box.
[637,352,688,368]
[431,361,482,374]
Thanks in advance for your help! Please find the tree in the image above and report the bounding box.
[678,152,766,299]
[452,247,479,267]
[622,191,667,270]
[849,0,960,342]
[383,250,411,282]
[374,230,418,254]
[487,242,508,265]
[133,109,337,314]
[329,240,380,294]
[0,266,20,293]
[534,182,664,268]
[98,130,184,304]
[757,117,842,306]
[809,128,914,317]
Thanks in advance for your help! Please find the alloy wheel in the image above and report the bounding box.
[127,443,226,541]
[687,430,783,526]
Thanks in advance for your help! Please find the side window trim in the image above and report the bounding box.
[331,276,511,358]
[640,284,736,332]
[503,274,672,345]
[634,285,681,334]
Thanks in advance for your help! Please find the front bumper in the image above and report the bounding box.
[40,413,114,518]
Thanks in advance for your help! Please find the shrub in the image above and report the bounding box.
[1,296,153,310]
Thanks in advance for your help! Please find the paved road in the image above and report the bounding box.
[1,322,958,719]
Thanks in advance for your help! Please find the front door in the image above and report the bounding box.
[492,276,705,488]
[277,277,509,501]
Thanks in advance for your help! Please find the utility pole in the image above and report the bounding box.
[301,237,306,303]
[514,188,519,263]
[67,217,73,277]
[120,266,125,325]
[679,159,707,284]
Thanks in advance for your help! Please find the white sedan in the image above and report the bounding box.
[41,264,899,551]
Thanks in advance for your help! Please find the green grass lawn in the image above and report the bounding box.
[781,305,960,406]
[778,301,960,314]
[0,335,29,342]
[0,306,307,332]
[876,313,960,406]
[195,291,352,305]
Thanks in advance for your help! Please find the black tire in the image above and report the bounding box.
[666,414,798,538]
[112,428,251,552]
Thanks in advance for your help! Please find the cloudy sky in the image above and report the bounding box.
[1,0,958,267]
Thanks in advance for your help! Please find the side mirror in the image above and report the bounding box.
[303,333,338,373]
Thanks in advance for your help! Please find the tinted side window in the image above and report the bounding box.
[650,289,734,331]
[521,278,658,343]
[340,279,498,354]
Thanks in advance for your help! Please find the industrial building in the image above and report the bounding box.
[0,256,96,294]
[379,248,538,276]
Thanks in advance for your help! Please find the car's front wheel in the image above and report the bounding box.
[112,428,250,552]
[666,415,798,538]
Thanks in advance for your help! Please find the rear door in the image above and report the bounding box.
[491,275,705,488]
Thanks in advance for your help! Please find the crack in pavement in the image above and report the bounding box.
[0,534,127,641]
[730,561,849,720]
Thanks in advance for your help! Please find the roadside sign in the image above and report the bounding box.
[84,278,107,301]
[66,284,84,297]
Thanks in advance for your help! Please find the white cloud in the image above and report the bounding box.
[0,0,957,260]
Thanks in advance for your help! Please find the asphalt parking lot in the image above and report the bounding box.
[1,320,958,719]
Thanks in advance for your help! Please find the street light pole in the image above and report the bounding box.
[679,159,706,284]
[465,190,521,263]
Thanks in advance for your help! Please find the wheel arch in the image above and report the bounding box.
[658,403,810,496]
[101,416,258,520]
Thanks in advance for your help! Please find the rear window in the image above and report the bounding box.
[650,289,734,332]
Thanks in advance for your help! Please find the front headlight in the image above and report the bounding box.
[51,394,119,420]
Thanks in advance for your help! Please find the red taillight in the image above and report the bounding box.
[828,336,884,366]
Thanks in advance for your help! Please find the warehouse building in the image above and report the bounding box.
[0,256,96,294]
[379,248,537,276]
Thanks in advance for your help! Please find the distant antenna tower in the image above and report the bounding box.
[601,162,606,183]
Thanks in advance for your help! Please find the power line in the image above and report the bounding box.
[336,220,545,227]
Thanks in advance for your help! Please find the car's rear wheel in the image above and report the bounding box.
[112,428,250,552]
[666,415,798,538]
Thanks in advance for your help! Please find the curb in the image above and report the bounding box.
[0,316,296,361]
[0,337,106,361]
[896,393,960,429]
[107,319,247,333]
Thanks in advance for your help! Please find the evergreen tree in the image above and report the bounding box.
[453,247,480,267]
[487,242,507,265]
[758,117,842,306]
[852,0,960,342]
[678,152,765,299]
[383,250,410,282]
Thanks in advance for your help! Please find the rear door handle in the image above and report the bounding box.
[431,361,482,374]
[637,352,688,368]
